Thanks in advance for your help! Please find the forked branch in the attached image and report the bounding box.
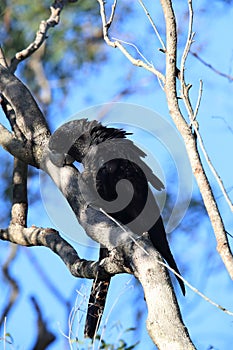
[97,0,165,83]
[160,0,233,276]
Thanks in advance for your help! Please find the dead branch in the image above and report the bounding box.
[160,0,233,277]
[97,0,165,83]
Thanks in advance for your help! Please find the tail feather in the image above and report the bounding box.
[84,248,111,338]
[148,217,185,295]
[164,251,186,296]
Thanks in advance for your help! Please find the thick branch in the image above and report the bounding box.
[0,224,119,279]
[0,64,50,165]
[0,124,35,165]
[132,236,195,349]
[11,158,28,226]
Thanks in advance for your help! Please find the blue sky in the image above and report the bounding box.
[1,1,233,349]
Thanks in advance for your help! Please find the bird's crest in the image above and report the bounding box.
[90,123,132,145]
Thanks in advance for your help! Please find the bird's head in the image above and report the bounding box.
[48,119,131,167]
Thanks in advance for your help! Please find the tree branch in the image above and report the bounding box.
[130,235,196,349]
[97,0,165,83]
[10,0,70,72]
[31,296,56,350]
[191,51,233,82]
[0,64,50,166]
[0,224,117,278]
[160,0,233,277]
[0,124,35,165]
[138,0,166,52]
[0,244,19,328]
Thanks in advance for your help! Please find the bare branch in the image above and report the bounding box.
[178,3,233,213]
[180,0,195,87]
[193,79,203,121]
[0,244,19,328]
[97,0,165,83]
[132,237,195,349]
[107,0,118,27]
[160,0,233,277]
[0,225,119,279]
[179,0,195,121]
[11,159,28,226]
[138,0,166,52]
[31,296,56,350]
[191,51,233,82]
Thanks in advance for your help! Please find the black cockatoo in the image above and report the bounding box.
[48,118,185,338]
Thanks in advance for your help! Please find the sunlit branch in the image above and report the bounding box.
[0,124,36,166]
[111,37,155,68]
[97,0,165,83]
[180,0,195,120]
[10,0,68,72]
[193,79,203,121]
[107,0,118,27]
[0,225,122,279]
[138,0,166,52]
[192,121,233,212]
[160,0,233,278]
[178,1,233,213]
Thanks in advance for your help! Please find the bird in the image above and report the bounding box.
[48,118,185,338]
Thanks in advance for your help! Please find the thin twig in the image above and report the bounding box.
[193,79,203,121]
[138,0,166,52]
[191,51,233,82]
[107,0,118,27]
[99,208,149,256]
[111,37,154,67]
[97,0,165,83]
[178,1,233,212]
[102,209,233,316]
[180,0,195,120]
[158,259,233,317]
[192,123,233,212]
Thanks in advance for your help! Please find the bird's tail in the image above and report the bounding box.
[163,250,186,296]
[84,248,111,338]
[148,217,185,296]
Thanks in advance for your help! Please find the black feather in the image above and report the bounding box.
[68,120,185,295]
[50,119,185,338]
